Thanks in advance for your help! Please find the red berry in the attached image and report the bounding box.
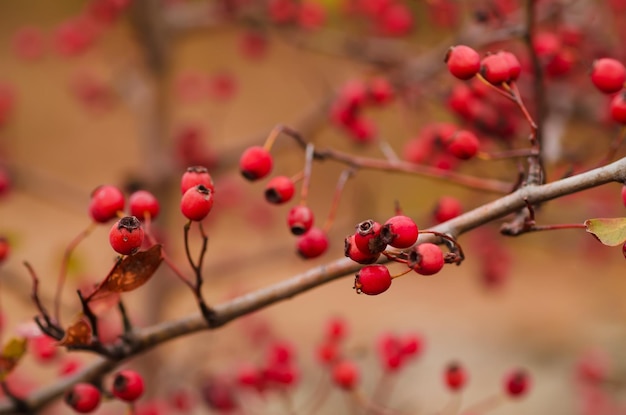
[338,79,368,109]
[433,196,463,223]
[239,146,273,181]
[445,45,481,80]
[610,91,626,124]
[238,30,268,60]
[181,166,215,194]
[181,185,214,221]
[287,205,314,235]
[445,362,467,391]
[377,333,403,371]
[504,369,530,398]
[112,369,145,402]
[298,1,326,30]
[480,53,511,85]
[590,58,626,94]
[354,264,392,295]
[381,215,419,249]
[368,77,394,105]
[499,51,521,81]
[409,243,444,275]
[59,358,82,377]
[237,364,265,390]
[12,26,46,61]
[345,234,380,264]
[332,361,359,390]
[317,342,339,365]
[622,185,626,208]
[30,334,58,362]
[109,216,145,255]
[399,333,423,358]
[325,316,348,342]
[378,3,414,37]
[354,219,385,255]
[532,31,561,59]
[129,190,160,221]
[268,0,298,23]
[0,237,10,265]
[297,228,328,259]
[88,185,125,223]
[446,130,479,160]
[200,377,238,411]
[265,176,295,204]
[346,116,377,143]
[65,383,101,413]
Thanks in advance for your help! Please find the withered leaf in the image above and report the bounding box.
[58,318,92,347]
[86,245,163,302]
[585,218,626,246]
[0,338,27,381]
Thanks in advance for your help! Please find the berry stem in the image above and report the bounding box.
[54,222,97,325]
[439,393,462,415]
[118,300,133,335]
[300,143,315,205]
[290,170,305,184]
[23,261,64,340]
[477,148,539,160]
[460,393,505,415]
[77,290,99,344]
[182,221,216,325]
[390,268,413,279]
[323,168,355,233]
[419,231,465,264]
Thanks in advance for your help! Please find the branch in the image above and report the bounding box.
[3,156,626,414]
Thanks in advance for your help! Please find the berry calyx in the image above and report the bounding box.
[345,234,380,264]
[109,216,144,255]
[88,185,125,223]
[381,215,419,249]
[332,360,359,390]
[354,264,392,295]
[296,228,328,259]
[590,58,626,94]
[610,91,626,124]
[112,369,145,402]
[287,205,314,235]
[265,176,295,204]
[129,190,160,221]
[239,146,273,181]
[445,45,481,80]
[446,130,479,160]
[181,184,214,221]
[354,219,385,255]
[65,383,101,413]
[181,166,215,194]
[445,362,467,391]
[409,243,444,275]
[504,369,530,398]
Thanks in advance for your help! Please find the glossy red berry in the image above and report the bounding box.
[381,215,419,249]
[445,45,481,80]
[181,184,214,221]
[345,234,379,264]
[409,243,444,275]
[610,91,626,124]
[354,264,392,295]
[297,228,328,259]
[181,166,215,194]
[622,185,626,208]
[287,205,314,235]
[446,130,479,160]
[129,190,160,221]
[504,369,530,398]
[265,176,295,204]
[434,196,463,223]
[480,53,510,85]
[445,362,467,391]
[88,185,125,223]
[332,361,359,390]
[65,383,101,413]
[0,237,9,264]
[378,3,414,37]
[109,216,144,255]
[354,219,385,255]
[499,51,521,81]
[112,369,145,402]
[590,58,626,94]
[239,146,273,181]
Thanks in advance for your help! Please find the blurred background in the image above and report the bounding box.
[1,0,626,413]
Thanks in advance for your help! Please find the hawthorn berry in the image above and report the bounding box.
[129,190,160,221]
[381,215,419,249]
[12,26,46,62]
[88,184,125,223]
[287,205,314,235]
[480,53,511,85]
[317,342,339,365]
[112,369,145,402]
[332,361,359,390]
[446,130,479,160]
[622,184,626,208]
[30,334,58,362]
[445,45,481,80]
[345,234,380,264]
[354,219,384,255]
[65,383,101,413]
[368,77,394,105]
[0,237,9,264]
[377,333,403,371]
[590,58,626,94]
[409,243,444,275]
[346,116,377,143]
[237,364,265,390]
[109,216,144,255]
[239,146,273,181]
[378,3,414,37]
[504,369,530,398]
[298,1,326,30]
[296,227,328,259]
[610,91,626,124]
[181,166,215,194]
[265,176,295,204]
[499,51,521,81]
[433,196,463,223]
[325,316,348,342]
[399,333,423,358]
[181,184,214,221]
[354,264,392,295]
[445,362,467,391]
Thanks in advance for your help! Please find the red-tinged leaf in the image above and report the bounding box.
[86,245,163,302]
[58,318,92,347]
[585,218,626,246]
[0,338,27,381]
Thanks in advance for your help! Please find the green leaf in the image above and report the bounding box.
[0,338,27,381]
[585,218,626,246]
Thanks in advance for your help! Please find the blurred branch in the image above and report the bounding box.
[3,155,626,413]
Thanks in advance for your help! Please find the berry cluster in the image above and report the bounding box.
[64,369,144,413]
[267,0,327,30]
[346,0,414,37]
